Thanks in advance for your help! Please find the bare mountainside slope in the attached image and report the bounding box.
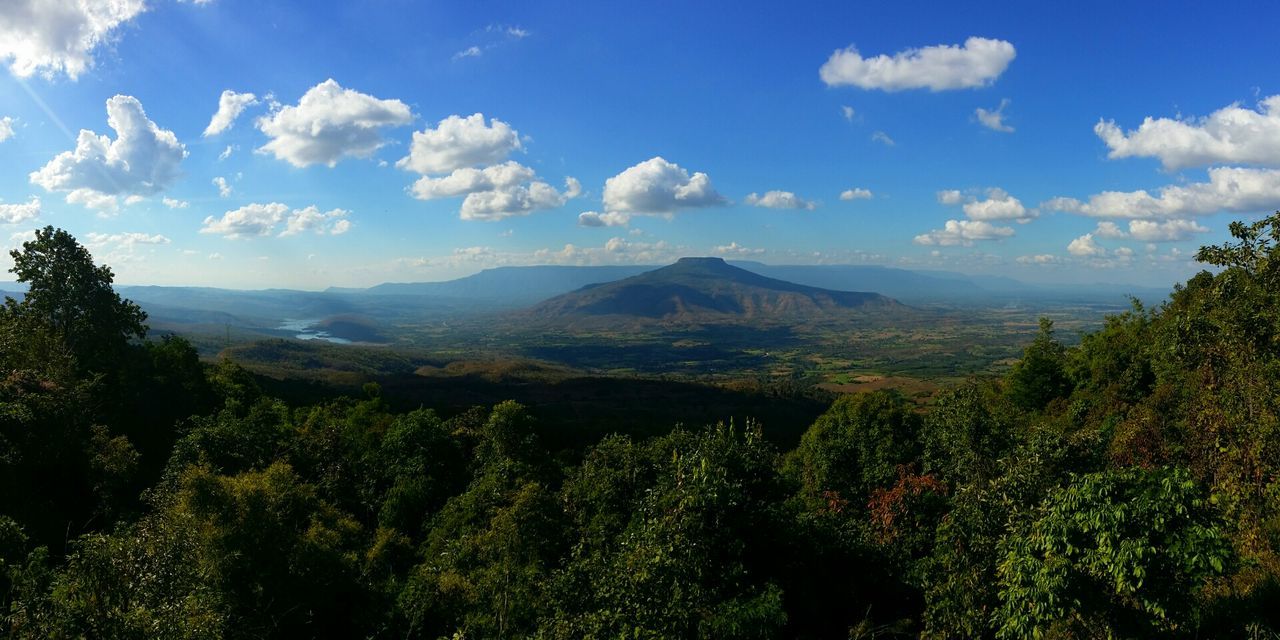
[525,257,903,324]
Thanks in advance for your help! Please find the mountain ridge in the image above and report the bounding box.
[523,257,902,325]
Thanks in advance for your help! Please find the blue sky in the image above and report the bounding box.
[2,1,1279,289]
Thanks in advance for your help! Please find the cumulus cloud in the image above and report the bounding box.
[212,176,232,198]
[1128,218,1209,242]
[578,211,631,227]
[1094,221,1127,239]
[0,116,14,142]
[975,98,1014,132]
[459,178,580,221]
[1042,167,1280,219]
[961,188,1033,223]
[1096,96,1280,170]
[840,188,873,201]
[397,113,522,175]
[940,187,1035,223]
[279,205,351,236]
[0,0,146,79]
[407,161,535,199]
[0,197,40,224]
[398,116,577,220]
[162,197,188,209]
[30,95,186,211]
[257,79,412,167]
[819,37,1016,91]
[602,157,726,215]
[744,190,817,210]
[201,202,351,238]
[203,90,259,136]
[714,241,766,257]
[914,219,1014,246]
[1067,233,1106,257]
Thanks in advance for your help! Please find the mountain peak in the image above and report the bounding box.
[526,258,902,324]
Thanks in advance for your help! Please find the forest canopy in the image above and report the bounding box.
[3,217,1280,638]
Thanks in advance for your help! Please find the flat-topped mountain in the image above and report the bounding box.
[526,257,901,323]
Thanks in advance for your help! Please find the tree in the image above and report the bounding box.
[1006,317,1072,412]
[6,226,147,373]
[994,467,1232,638]
[786,390,921,510]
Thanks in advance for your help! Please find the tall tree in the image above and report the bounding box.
[6,226,147,373]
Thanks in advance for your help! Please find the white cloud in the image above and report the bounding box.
[407,161,535,199]
[819,37,1016,91]
[1094,221,1127,239]
[278,206,350,236]
[202,203,288,239]
[871,131,895,146]
[397,117,575,221]
[841,105,855,121]
[961,188,1033,223]
[124,194,144,205]
[578,211,631,227]
[452,46,482,61]
[0,0,146,79]
[914,219,1015,246]
[86,231,170,249]
[66,188,120,212]
[213,176,231,198]
[975,98,1014,132]
[1042,167,1280,219]
[1067,233,1106,257]
[202,203,354,238]
[30,95,186,209]
[203,90,258,136]
[1016,254,1063,265]
[602,157,726,215]
[1128,218,1209,242]
[257,79,412,167]
[218,145,235,161]
[744,190,817,210]
[939,187,1035,223]
[397,113,521,175]
[0,116,14,142]
[0,197,40,224]
[1114,246,1135,258]
[162,197,188,209]
[1096,96,1280,170]
[714,241,766,257]
[459,178,579,221]
[840,188,873,201]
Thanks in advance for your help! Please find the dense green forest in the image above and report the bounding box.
[3,219,1280,638]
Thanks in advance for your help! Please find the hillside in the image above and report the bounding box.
[526,257,902,324]
[340,265,656,303]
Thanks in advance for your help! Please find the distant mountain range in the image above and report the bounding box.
[330,265,654,302]
[526,257,900,324]
[327,261,1169,305]
[0,258,1170,346]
